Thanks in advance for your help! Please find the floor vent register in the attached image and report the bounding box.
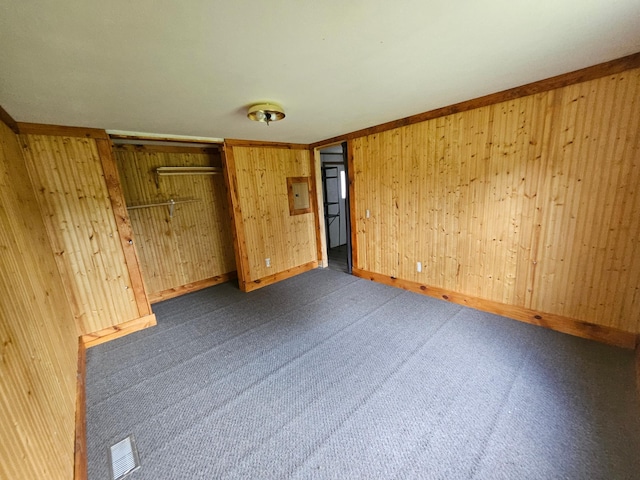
[108,435,141,480]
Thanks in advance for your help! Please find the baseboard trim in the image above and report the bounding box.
[636,337,640,397]
[81,314,157,348]
[74,339,87,480]
[149,272,238,303]
[242,261,318,292]
[353,268,636,349]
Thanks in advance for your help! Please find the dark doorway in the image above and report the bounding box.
[320,142,351,273]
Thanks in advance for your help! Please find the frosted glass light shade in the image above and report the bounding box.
[247,103,285,125]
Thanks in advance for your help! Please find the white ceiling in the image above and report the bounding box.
[1,1,639,144]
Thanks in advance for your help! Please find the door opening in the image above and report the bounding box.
[320,142,352,274]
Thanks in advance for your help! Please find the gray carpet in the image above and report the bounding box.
[86,268,640,479]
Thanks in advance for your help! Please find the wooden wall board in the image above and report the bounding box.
[0,104,19,133]
[222,145,250,289]
[353,268,636,349]
[16,122,109,139]
[243,261,319,292]
[310,51,640,149]
[114,146,236,297]
[19,133,141,335]
[0,120,77,479]
[350,67,640,335]
[113,143,222,157]
[74,340,87,480]
[226,144,318,290]
[310,148,327,266]
[97,139,152,317]
[81,314,157,348]
[148,272,237,303]
[225,139,310,149]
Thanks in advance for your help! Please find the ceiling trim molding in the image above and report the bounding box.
[310,51,640,149]
[16,122,109,139]
[107,130,224,144]
[0,105,19,134]
[224,139,310,150]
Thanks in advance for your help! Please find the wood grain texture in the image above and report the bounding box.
[97,140,152,316]
[353,268,636,349]
[109,133,223,145]
[113,144,221,156]
[310,51,640,149]
[243,261,319,292]
[0,104,19,133]
[148,272,237,303]
[114,145,236,298]
[222,145,249,289]
[225,139,310,149]
[637,338,640,398]
[74,340,87,480]
[81,314,157,348]
[226,144,318,290]
[16,122,109,139]
[311,148,327,266]
[351,67,640,335]
[19,133,140,335]
[0,120,77,480]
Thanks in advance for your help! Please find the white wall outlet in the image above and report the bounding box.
[366,209,370,218]
[416,261,422,273]
[265,258,271,268]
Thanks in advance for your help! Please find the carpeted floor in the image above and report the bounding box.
[86,268,640,479]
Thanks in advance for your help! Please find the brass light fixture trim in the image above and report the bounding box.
[247,103,286,126]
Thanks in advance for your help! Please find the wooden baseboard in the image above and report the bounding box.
[242,261,318,292]
[636,337,640,397]
[81,314,157,348]
[149,272,237,303]
[353,268,636,349]
[74,339,87,480]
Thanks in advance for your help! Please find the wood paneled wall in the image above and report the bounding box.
[19,133,148,335]
[0,120,77,479]
[113,145,236,300]
[352,67,640,335]
[224,142,318,291]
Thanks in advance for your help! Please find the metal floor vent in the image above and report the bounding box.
[108,435,141,480]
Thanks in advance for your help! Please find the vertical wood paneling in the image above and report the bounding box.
[352,67,640,334]
[0,121,77,479]
[19,134,140,335]
[113,146,236,297]
[227,145,317,288]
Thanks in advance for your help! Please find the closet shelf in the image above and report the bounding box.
[155,166,222,186]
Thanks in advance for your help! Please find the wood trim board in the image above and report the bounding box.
[112,143,222,156]
[81,314,157,348]
[636,338,640,397]
[310,148,326,266]
[353,268,637,349]
[74,339,87,480]
[0,104,19,133]
[108,133,223,144]
[16,122,110,139]
[310,51,640,148]
[148,272,238,303]
[96,138,152,317]
[221,144,250,290]
[224,138,310,149]
[346,141,359,269]
[243,261,318,292]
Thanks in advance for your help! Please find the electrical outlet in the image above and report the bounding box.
[366,209,370,218]
[416,261,422,273]
[265,258,271,268]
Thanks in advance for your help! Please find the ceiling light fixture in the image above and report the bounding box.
[247,103,285,126]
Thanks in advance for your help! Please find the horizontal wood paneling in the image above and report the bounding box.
[19,134,140,335]
[226,144,318,290]
[0,120,77,479]
[113,146,236,297]
[352,67,640,335]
